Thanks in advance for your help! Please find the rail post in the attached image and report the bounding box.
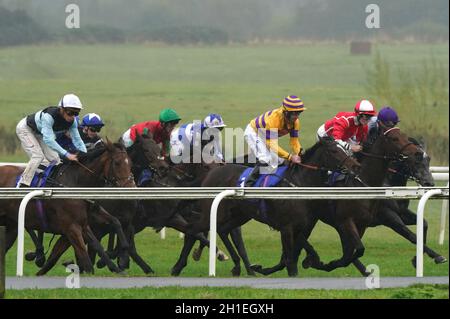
[439,182,449,245]
[17,190,45,276]
[416,188,443,277]
[209,189,237,276]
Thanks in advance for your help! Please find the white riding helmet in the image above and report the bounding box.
[203,113,226,128]
[58,93,83,110]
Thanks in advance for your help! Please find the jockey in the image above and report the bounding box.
[243,95,306,186]
[317,99,376,154]
[56,113,105,152]
[122,108,181,159]
[367,106,400,145]
[16,93,87,187]
[170,113,226,164]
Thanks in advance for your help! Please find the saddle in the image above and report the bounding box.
[16,161,60,188]
[237,165,289,188]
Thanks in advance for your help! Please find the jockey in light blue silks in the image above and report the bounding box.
[170,113,226,164]
[15,94,87,187]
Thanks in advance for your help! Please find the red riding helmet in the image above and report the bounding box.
[354,100,376,116]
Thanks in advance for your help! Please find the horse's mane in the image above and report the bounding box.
[77,142,125,163]
[302,141,323,162]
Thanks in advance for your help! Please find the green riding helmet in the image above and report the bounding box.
[159,108,181,123]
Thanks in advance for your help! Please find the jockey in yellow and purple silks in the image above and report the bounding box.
[243,95,306,186]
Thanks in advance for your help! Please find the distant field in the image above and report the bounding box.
[0,43,448,162]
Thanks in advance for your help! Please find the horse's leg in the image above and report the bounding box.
[313,221,361,272]
[229,226,256,276]
[66,225,94,274]
[380,205,447,266]
[280,227,297,277]
[4,218,18,252]
[36,236,71,276]
[83,225,121,274]
[166,213,228,260]
[171,234,197,276]
[192,231,208,261]
[217,230,243,276]
[125,224,154,274]
[88,203,130,269]
[24,229,45,266]
[96,231,118,269]
[34,230,47,267]
[352,259,372,277]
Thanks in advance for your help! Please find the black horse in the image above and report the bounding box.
[169,137,361,277]
[253,127,447,276]
[98,133,229,274]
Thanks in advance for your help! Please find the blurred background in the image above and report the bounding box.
[0,0,448,163]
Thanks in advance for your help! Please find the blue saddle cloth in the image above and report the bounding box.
[16,161,58,188]
[327,170,347,187]
[15,161,57,231]
[237,165,289,187]
[137,168,154,187]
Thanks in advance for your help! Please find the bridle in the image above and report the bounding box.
[102,150,135,187]
[360,127,415,162]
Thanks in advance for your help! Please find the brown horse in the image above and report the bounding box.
[253,127,446,276]
[0,139,135,275]
[169,137,361,277]
[307,126,446,273]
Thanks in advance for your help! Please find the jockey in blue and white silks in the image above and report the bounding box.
[170,113,226,164]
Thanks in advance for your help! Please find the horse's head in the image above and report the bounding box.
[101,137,136,187]
[376,126,434,186]
[133,132,170,173]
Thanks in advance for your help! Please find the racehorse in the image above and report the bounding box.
[252,127,446,276]
[169,137,361,277]
[0,139,135,275]
[306,125,446,273]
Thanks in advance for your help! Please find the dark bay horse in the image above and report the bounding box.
[253,127,446,276]
[92,132,171,273]
[307,125,446,273]
[96,133,227,274]
[169,137,361,277]
[0,139,135,275]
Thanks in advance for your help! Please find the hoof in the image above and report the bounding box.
[231,267,241,277]
[96,259,106,269]
[434,256,448,264]
[217,251,229,262]
[192,248,202,261]
[171,268,181,277]
[246,269,256,276]
[25,252,36,261]
[250,264,263,273]
[35,255,46,268]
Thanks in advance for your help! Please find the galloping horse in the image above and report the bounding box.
[307,125,446,273]
[169,137,361,277]
[0,139,135,275]
[253,127,446,276]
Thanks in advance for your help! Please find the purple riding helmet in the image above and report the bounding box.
[377,106,399,127]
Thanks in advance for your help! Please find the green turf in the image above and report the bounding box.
[4,284,448,299]
[3,195,448,278]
